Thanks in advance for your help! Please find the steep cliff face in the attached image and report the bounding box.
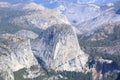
[0,2,90,79]
[89,57,119,80]
[32,24,88,72]
[0,34,42,80]
[1,34,38,71]
[2,2,88,72]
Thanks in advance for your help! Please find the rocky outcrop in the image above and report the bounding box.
[16,30,39,39]
[10,2,70,30]
[4,3,89,72]
[0,2,89,78]
[0,34,41,80]
[0,66,14,80]
[32,24,88,72]
[0,2,72,34]
[89,57,119,80]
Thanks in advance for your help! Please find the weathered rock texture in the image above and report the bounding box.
[32,24,88,72]
[0,34,40,80]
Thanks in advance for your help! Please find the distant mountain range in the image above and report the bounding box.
[0,0,120,80]
[0,0,119,28]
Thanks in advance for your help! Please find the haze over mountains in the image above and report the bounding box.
[0,0,120,80]
[0,1,88,80]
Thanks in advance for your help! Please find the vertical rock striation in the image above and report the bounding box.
[32,24,88,72]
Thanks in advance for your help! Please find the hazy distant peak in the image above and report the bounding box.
[0,0,33,4]
[22,2,45,10]
[0,2,11,7]
[106,2,114,7]
[75,2,100,8]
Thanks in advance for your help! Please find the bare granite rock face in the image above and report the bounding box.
[5,3,89,72]
[16,29,39,39]
[0,3,89,79]
[32,24,89,72]
[10,2,70,30]
[0,66,14,80]
[0,34,41,80]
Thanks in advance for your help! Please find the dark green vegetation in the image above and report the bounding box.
[78,24,120,66]
[14,65,45,80]
[79,32,120,48]
[58,71,92,80]
[103,73,118,80]
[79,24,120,47]
[14,68,28,80]
[78,23,120,80]
[0,7,43,35]
[14,67,92,80]
[0,7,25,34]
